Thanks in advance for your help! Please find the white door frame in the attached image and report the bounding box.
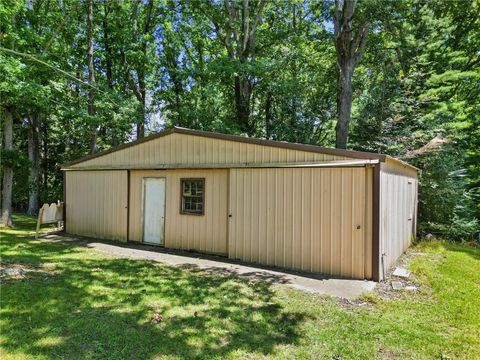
[142,177,166,246]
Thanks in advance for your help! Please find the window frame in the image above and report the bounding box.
[180,178,205,216]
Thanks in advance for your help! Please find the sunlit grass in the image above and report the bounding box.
[1,214,479,359]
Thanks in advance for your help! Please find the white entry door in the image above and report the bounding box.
[143,178,166,245]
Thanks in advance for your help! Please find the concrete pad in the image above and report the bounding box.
[392,267,410,278]
[285,276,376,299]
[41,234,376,299]
[391,281,404,290]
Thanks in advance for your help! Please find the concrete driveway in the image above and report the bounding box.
[43,233,376,299]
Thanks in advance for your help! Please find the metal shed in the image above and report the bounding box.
[61,127,418,281]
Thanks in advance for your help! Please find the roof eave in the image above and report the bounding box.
[60,128,176,168]
[385,155,420,172]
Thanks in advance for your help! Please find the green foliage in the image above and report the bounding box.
[415,145,479,240]
[1,0,478,239]
[349,0,480,238]
[0,149,20,168]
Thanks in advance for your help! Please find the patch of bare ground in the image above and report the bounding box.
[0,262,59,282]
[376,247,435,302]
[336,246,436,311]
[336,296,375,311]
[377,347,404,360]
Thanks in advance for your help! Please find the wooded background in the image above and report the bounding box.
[1,0,478,240]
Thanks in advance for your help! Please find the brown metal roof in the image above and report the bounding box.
[62,126,416,170]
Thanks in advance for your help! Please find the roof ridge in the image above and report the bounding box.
[171,126,386,158]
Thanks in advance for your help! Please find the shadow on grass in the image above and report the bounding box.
[445,242,480,261]
[1,221,307,359]
[416,239,480,261]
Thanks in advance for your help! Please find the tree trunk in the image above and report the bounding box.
[333,0,368,149]
[234,74,253,135]
[335,64,353,149]
[137,66,146,138]
[265,91,273,139]
[27,114,40,215]
[165,43,184,125]
[41,119,48,204]
[1,107,14,227]
[206,0,265,136]
[137,88,145,138]
[86,0,97,154]
[290,2,299,139]
[103,2,113,89]
[129,0,153,140]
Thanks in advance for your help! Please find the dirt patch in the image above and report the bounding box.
[335,294,379,312]
[375,248,433,302]
[377,347,404,360]
[376,279,420,300]
[0,264,26,280]
[0,263,59,282]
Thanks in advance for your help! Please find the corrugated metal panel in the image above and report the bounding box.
[129,169,228,255]
[379,160,418,278]
[228,167,372,279]
[382,157,418,177]
[65,170,127,240]
[364,167,373,279]
[70,133,348,169]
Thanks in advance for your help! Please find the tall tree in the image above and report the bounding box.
[125,0,155,139]
[86,0,97,153]
[0,0,477,240]
[1,107,14,226]
[27,114,40,215]
[203,0,266,135]
[333,0,368,149]
[102,1,114,89]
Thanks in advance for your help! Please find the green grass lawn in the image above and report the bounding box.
[1,214,479,359]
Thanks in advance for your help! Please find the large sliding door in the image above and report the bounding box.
[65,170,128,241]
[228,167,371,279]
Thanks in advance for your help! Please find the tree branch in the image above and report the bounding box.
[353,22,369,67]
[248,0,266,52]
[201,2,234,57]
[242,0,250,55]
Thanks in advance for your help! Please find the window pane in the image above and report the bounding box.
[183,182,190,196]
[181,179,204,214]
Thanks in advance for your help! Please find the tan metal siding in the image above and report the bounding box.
[70,133,348,169]
[379,161,418,278]
[382,157,418,177]
[129,169,228,255]
[364,167,373,279]
[228,167,372,279]
[65,170,128,240]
